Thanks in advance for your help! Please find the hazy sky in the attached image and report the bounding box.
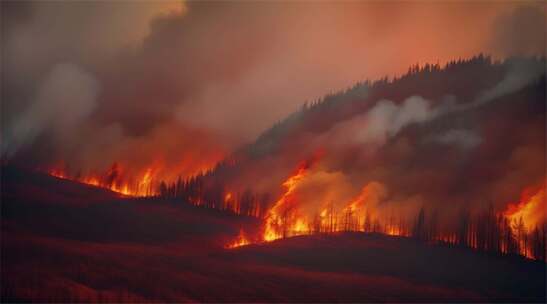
[1,1,544,178]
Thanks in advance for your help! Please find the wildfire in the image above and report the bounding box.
[248,144,544,262]
[498,182,546,258]
[386,225,403,236]
[226,229,250,249]
[263,158,318,241]
[228,169,543,260]
[49,168,67,179]
[47,164,158,197]
[261,156,406,242]
[504,184,546,231]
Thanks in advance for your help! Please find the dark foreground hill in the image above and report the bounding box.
[222,234,545,302]
[1,167,545,302]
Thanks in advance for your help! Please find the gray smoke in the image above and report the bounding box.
[326,56,543,151]
[474,58,544,106]
[431,129,482,150]
[2,63,99,157]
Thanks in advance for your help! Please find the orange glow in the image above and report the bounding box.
[226,229,250,249]
[386,225,402,237]
[49,169,67,179]
[47,165,159,197]
[222,191,247,215]
[504,184,546,231]
[260,155,412,242]
[503,183,546,257]
[263,158,318,241]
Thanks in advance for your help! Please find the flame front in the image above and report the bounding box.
[503,183,546,257]
[263,163,311,241]
[261,154,408,243]
[226,229,250,249]
[49,159,545,261]
[504,185,546,231]
[48,164,158,197]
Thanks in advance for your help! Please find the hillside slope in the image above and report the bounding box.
[1,168,545,302]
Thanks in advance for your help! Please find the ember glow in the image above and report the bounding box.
[48,164,158,197]
[226,229,250,249]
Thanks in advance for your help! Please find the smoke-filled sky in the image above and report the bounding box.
[1,1,545,180]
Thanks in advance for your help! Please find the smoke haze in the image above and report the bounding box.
[1,1,545,184]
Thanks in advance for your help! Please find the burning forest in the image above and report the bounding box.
[50,56,543,262]
[1,1,546,303]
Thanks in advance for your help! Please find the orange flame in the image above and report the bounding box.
[263,157,320,241]
[259,155,411,242]
[504,183,546,231]
[226,229,250,249]
[49,169,67,179]
[502,183,545,258]
[48,165,159,197]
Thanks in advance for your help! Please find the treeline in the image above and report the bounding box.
[156,160,270,218]
[265,203,546,262]
[157,55,544,216]
[151,55,545,262]
[158,55,518,208]
[156,174,546,261]
[249,54,521,157]
[410,205,546,262]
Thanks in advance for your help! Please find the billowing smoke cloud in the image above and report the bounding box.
[474,58,545,106]
[2,63,99,157]
[214,54,544,234]
[325,57,544,152]
[330,96,437,147]
[1,1,544,186]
